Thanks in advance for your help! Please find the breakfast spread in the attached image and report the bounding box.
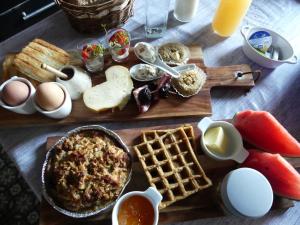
[134,125,212,208]
[45,129,131,212]
[83,65,133,112]
[13,39,70,83]
[1,3,299,222]
[171,66,207,97]
[1,80,30,106]
[35,82,65,111]
[158,43,190,65]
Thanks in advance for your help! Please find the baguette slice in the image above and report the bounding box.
[83,66,134,112]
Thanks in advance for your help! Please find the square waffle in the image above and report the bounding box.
[134,125,212,209]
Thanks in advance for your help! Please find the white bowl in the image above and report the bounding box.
[241,26,297,68]
[198,117,249,163]
[34,82,72,119]
[0,76,36,114]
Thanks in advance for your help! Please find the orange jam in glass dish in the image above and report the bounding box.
[118,195,154,225]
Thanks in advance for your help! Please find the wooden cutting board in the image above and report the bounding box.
[0,46,255,128]
[39,123,300,225]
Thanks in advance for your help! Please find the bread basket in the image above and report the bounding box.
[55,0,134,33]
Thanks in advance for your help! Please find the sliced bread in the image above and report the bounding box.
[83,66,134,112]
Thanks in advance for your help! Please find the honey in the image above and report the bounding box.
[118,195,154,225]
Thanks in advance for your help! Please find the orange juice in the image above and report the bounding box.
[212,0,252,37]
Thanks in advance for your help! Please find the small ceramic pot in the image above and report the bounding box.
[241,26,297,68]
[198,117,249,163]
[220,168,273,218]
[112,187,162,225]
[0,76,36,114]
[56,65,92,100]
[34,82,72,119]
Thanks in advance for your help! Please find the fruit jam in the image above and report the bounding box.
[118,195,154,225]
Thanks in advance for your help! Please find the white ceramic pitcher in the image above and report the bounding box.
[56,65,92,100]
[198,117,249,163]
[112,187,162,225]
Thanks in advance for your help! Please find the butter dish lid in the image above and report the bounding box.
[221,168,273,218]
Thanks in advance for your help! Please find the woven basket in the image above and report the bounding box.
[55,0,134,33]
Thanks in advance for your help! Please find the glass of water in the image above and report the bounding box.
[145,0,171,38]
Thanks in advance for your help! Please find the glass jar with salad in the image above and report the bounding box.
[78,39,105,73]
[106,28,131,62]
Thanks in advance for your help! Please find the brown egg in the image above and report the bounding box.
[1,81,30,106]
[36,82,65,111]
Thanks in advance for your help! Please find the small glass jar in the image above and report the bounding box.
[77,39,104,73]
[106,28,131,62]
[212,0,252,37]
[217,168,273,218]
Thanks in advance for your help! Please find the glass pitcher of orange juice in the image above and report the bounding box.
[212,0,252,37]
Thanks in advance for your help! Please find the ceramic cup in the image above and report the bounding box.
[112,187,162,225]
[0,76,36,114]
[34,82,72,119]
[241,25,297,68]
[198,117,249,163]
[56,65,92,100]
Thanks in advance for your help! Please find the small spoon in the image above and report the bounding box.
[134,42,180,78]
[41,63,69,79]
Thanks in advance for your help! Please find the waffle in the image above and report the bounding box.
[134,125,212,209]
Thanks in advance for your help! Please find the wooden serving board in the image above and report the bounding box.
[0,46,255,128]
[39,123,300,225]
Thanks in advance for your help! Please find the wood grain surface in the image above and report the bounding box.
[0,46,254,128]
[39,122,299,225]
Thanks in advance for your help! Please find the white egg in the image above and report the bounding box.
[36,82,65,111]
[1,81,30,106]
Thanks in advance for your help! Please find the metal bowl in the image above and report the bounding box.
[41,125,133,218]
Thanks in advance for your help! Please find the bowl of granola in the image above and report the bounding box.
[41,125,132,218]
[171,64,207,98]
